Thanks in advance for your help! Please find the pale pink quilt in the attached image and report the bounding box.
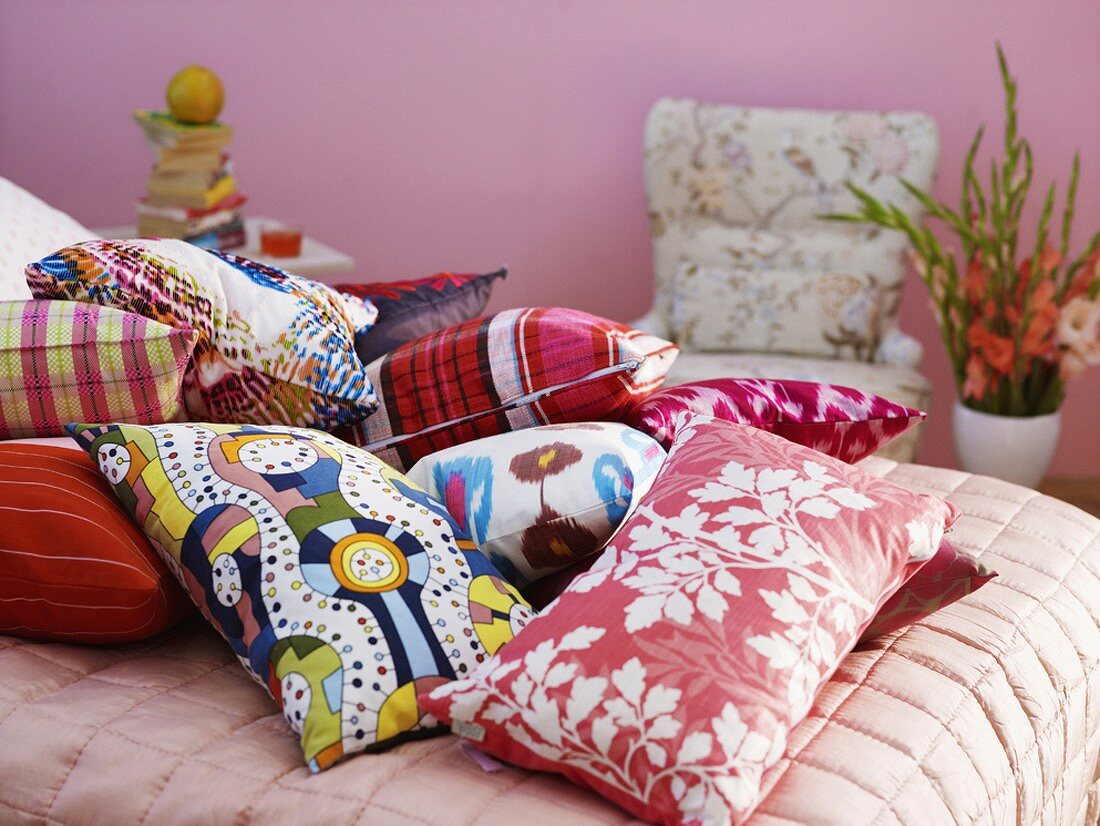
[0,460,1098,825]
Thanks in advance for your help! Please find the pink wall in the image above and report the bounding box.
[2,1,1099,473]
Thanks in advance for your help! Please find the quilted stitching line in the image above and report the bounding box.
[859,513,1099,824]
[1033,674,1100,824]
[346,741,452,824]
[756,479,1099,824]
[41,660,235,821]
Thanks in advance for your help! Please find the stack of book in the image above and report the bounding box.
[133,110,246,249]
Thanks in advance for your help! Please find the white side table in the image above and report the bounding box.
[92,216,356,280]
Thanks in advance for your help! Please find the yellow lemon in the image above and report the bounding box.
[166,66,224,125]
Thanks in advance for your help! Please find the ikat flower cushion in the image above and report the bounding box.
[0,300,196,438]
[624,377,924,462]
[337,307,678,472]
[421,413,956,824]
[68,421,534,771]
[336,269,507,363]
[406,423,667,587]
[27,239,379,429]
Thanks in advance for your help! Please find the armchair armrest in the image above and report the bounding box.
[875,327,924,369]
[628,306,671,338]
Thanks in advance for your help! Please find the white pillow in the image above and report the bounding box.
[0,177,98,301]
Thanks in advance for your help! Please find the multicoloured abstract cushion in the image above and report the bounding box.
[406,423,667,587]
[68,421,534,770]
[624,377,924,462]
[337,269,507,364]
[861,539,995,640]
[26,239,379,429]
[336,308,678,472]
[0,300,196,439]
[0,442,193,643]
[421,414,956,824]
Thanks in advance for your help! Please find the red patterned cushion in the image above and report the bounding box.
[624,377,924,462]
[860,539,995,640]
[421,414,956,824]
[524,539,996,645]
[336,308,678,471]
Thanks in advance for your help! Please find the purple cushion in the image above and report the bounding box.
[336,269,506,363]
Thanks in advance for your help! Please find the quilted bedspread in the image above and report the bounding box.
[0,460,1098,825]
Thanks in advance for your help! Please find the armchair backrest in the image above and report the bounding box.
[644,98,939,361]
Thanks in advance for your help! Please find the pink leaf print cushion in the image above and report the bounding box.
[421,413,956,825]
[624,377,924,462]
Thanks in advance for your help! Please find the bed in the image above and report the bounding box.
[0,458,1097,825]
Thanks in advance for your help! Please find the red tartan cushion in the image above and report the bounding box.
[335,308,678,471]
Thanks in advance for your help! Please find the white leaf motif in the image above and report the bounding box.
[642,684,681,719]
[798,497,840,519]
[544,662,577,689]
[647,713,682,740]
[512,673,534,707]
[483,702,515,724]
[714,569,741,595]
[712,506,764,526]
[559,626,606,651]
[564,676,607,727]
[611,657,647,707]
[624,593,667,632]
[663,590,695,625]
[591,715,616,754]
[645,743,667,768]
[827,487,877,510]
[747,632,801,670]
[695,583,728,623]
[677,731,714,764]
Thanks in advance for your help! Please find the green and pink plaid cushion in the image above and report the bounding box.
[0,300,196,438]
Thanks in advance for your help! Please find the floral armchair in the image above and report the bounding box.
[638,98,941,461]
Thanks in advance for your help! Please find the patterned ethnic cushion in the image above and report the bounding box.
[336,307,679,472]
[623,377,923,462]
[405,423,667,587]
[26,239,379,429]
[0,442,193,643]
[68,421,534,770]
[0,300,196,439]
[336,269,507,364]
[421,413,957,824]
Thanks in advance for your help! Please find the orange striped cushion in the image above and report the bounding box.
[0,443,193,643]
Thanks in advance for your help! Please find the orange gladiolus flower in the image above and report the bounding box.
[968,323,1015,374]
[1064,248,1100,303]
[966,254,989,306]
[963,352,990,401]
[1022,280,1059,359]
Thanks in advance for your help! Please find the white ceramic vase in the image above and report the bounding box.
[952,401,1061,488]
